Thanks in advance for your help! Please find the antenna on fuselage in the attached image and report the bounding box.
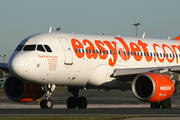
[168,36,170,40]
[49,26,52,33]
[142,32,145,38]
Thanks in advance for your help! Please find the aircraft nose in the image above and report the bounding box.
[8,55,29,79]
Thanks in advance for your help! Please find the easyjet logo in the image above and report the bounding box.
[71,37,180,67]
[160,86,171,91]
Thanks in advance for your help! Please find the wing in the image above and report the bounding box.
[112,66,180,82]
[0,63,9,72]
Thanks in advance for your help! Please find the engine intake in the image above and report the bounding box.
[132,73,175,102]
[4,76,44,102]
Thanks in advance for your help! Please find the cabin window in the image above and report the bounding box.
[37,45,45,52]
[15,44,24,51]
[23,45,36,51]
[44,45,52,52]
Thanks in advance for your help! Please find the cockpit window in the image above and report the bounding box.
[23,45,36,51]
[44,45,52,52]
[37,45,45,52]
[15,45,24,51]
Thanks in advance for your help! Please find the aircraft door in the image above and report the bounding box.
[58,37,73,65]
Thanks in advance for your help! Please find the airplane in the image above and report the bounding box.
[0,30,180,109]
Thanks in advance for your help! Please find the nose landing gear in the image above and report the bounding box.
[40,84,55,109]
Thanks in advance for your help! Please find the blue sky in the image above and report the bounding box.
[0,0,180,62]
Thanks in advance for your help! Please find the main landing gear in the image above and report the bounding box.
[150,98,171,109]
[40,84,55,109]
[67,87,87,109]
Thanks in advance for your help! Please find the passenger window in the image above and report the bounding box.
[157,53,159,57]
[110,50,112,54]
[103,50,105,54]
[96,50,98,54]
[100,50,102,54]
[75,48,77,53]
[15,45,24,51]
[89,49,92,54]
[150,53,152,57]
[127,51,130,56]
[37,45,45,52]
[93,49,95,54]
[23,45,36,51]
[154,53,156,57]
[106,50,109,54]
[79,49,81,53]
[131,51,133,56]
[44,45,52,52]
[141,52,143,56]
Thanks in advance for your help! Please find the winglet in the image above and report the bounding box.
[173,35,180,40]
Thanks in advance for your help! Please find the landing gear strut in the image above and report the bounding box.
[67,87,87,109]
[150,98,171,109]
[40,84,55,109]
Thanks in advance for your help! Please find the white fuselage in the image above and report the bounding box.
[8,32,180,89]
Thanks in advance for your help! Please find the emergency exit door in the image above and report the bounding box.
[58,37,73,65]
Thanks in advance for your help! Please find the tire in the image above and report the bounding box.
[40,100,46,109]
[161,98,171,109]
[77,96,87,109]
[67,96,77,109]
[40,100,53,109]
[44,100,53,109]
[150,102,160,109]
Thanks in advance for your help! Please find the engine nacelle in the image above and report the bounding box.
[4,76,44,102]
[132,73,174,102]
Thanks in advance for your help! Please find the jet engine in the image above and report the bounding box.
[132,73,175,102]
[4,76,44,102]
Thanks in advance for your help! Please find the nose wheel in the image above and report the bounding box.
[40,84,55,109]
[40,100,53,109]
